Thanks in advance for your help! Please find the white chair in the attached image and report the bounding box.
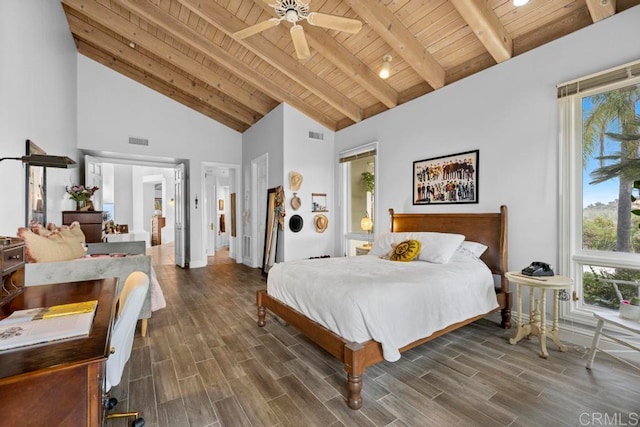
[586,278,640,371]
[106,271,150,427]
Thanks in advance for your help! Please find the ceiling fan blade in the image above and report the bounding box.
[233,18,281,40]
[290,25,310,60]
[306,12,362,34]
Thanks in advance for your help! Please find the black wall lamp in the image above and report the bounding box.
[0,153,77,168]
[0,140,77,168]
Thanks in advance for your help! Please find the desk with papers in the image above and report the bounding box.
[0,278,117,425]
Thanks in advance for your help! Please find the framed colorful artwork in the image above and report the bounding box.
[413,149,478,205]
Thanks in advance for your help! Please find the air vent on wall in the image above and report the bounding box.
[308,131,324,141]
[128,137,149,146]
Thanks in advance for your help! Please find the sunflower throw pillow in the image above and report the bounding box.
[388,239,421,262]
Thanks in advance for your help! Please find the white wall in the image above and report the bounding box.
[242,105,285,188]
[77,55,242,267]
[282,105,336,260]
[242,105,284,266]
[241,104,336,262]
[113,164,134,226]
[0,0,78,236]
[335,5,640,275]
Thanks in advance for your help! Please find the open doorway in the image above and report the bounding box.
[84,153,186,266]
[203,163,240,263]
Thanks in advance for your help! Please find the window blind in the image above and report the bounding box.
[557,59,640,98]
[339,149,376,163]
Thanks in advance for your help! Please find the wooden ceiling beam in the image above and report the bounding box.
[449,0,512,63]
[308,27,398,108]
[177,0,363,123]
[112,0,338,130]
[585,0,616,22]
[345,0,445,90]
[66,12,259,126]
[62,0,273,117]
[514,6,592,56]
[251,0,398,109]
[76,39,248,132]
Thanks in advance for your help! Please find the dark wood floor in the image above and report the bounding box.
[108,248,640,427]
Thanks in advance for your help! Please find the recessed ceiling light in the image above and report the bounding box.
[513,0,530,6]
[129,41,136,48]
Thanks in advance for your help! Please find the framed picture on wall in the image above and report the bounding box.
[230,193,236,237]
[413,149,478,205]
[25,140,47,226]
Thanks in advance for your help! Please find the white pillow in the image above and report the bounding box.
[370,232,465,264]
[456,241,488,260]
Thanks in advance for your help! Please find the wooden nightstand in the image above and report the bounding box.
[355,245,371,256]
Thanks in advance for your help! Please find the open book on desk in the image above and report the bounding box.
[0,300,98,325]
[0,303,97,351]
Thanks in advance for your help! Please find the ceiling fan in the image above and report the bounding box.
[232,0,363,60]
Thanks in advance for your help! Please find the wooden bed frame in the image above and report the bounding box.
[256,205,510,410]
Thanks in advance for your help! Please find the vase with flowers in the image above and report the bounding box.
[66,185,99,211]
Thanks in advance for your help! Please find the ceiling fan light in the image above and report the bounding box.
[512,0,530,6]
[284,9,299,23]
[379,54,392,79]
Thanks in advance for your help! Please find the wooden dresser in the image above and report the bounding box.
[151,216,165,246]
[0,278,117,426]
[63,211,103,243]
[1,238,25,305]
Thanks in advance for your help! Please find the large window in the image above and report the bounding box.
[560,62,640,323]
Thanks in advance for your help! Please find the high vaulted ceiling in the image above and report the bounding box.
[62,0,640,133]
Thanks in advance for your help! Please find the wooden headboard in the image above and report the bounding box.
[389,206,508,279]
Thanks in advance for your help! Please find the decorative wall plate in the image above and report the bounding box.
[290,192,301,210]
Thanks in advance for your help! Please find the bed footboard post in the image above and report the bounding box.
[347,374,363,409]
[256,290,266,327]
[344,342,366,410]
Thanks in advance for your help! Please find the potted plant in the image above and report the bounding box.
[619,296,640,321]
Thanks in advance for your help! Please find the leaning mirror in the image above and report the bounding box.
[262,188,278,276]
[25,140,47,226]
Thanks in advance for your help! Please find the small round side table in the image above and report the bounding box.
[505,271,574,358]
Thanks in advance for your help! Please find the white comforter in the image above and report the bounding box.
[267,253,499,361]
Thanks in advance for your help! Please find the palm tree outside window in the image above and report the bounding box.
[560,74,640,322]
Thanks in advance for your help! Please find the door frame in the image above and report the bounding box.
[79,149,187,266]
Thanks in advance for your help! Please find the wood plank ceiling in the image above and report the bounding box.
[61,0,640,133]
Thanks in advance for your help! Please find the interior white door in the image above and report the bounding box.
[206,173,216,256]
[174,163,186,268]
[84,154,103,210]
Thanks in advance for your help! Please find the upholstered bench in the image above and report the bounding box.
[24,241,154,336]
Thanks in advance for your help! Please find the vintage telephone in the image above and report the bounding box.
[521,261,554,277]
